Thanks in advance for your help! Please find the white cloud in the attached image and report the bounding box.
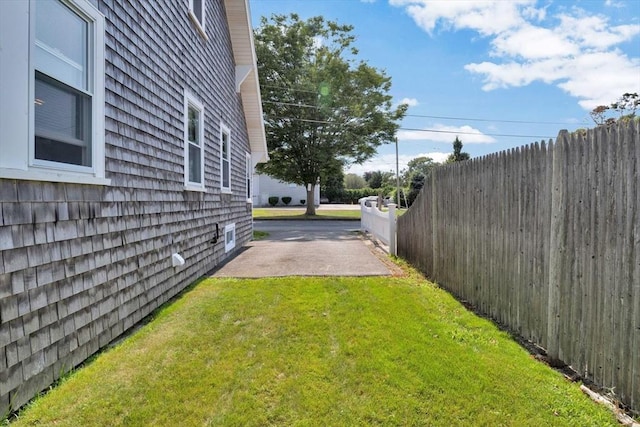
[604,0,624,8]
[398,124,496,144]
[491,25,579,59]
[398,97,419,107]
[391,0,640,110]
[390,0,535,35]
[346,151,450,176]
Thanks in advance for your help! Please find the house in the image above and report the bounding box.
[253,174,320,206]
[0,0,267,414]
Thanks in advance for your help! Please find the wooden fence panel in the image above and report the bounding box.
[397,121,639,412]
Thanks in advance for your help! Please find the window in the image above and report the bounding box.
[224,223,236,252]
[184,92,205,190]
[220,124,231,193]
[0,0,107,184]
[188,0,206,38]
[245,153,252,202]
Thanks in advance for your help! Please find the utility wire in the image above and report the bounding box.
[400,127,552,139]
[262,100,574,128]
[261,86,580,125]
[266,116,554,139]
[263,100,318,109]
[405,114,577,126]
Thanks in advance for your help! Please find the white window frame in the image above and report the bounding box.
[224,223,236,253]
[220,123,232,194]
[0,0,109,185]
[188,0,207,40]
[184,91,205,191]
[245,152,252,203]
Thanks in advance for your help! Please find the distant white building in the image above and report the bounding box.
[253,173,320,207]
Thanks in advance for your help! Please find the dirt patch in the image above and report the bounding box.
[358,232,406,277]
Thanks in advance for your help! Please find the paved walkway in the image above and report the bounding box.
[211,220,392,277]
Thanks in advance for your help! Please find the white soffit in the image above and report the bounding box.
[223,0,269,163]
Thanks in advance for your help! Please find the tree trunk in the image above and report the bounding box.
[305,184,316,215]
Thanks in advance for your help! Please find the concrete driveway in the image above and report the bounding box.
[211,220,392,277]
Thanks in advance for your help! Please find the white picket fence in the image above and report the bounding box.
[360,200,397,255]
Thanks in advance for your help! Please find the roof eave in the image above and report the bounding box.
[223,0,269,163]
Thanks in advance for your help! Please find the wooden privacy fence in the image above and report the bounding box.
[397,121,639,413]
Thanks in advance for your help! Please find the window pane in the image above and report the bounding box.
[222,133,228,156]
[188,106,199,145]
[35,0,88,90]
[221,130,230,189]
[35,73,91,167]
[193,0,203,24]
[189,143,202,183]
[246,155,251,199]
[223,159,229,188]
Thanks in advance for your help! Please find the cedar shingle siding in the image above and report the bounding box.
[0,0,255,413]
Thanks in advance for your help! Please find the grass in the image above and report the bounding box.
[252,230,269,240]
[7,272,619,426]
[252,207,406,220]
[253,207,361,220]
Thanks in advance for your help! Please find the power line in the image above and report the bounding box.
[261,84,319,94]
[261,98,576,127]
[400,127,553,139]
[266,116,554,139]
[263,100,318,109]
[405,114,577,126]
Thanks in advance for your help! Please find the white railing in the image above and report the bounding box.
[360,200,397,255]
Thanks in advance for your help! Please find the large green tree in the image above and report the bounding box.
[402,156,438,207]
[364,170,394,190]
[254,14,406,214]
[401,156,437,186]
[344,173,367,189]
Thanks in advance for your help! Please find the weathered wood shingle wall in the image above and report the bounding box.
[397,121,639,413]
[1,0,254,413]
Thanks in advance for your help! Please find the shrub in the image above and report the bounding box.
[268,196,279,206]
[300,199,306,205]
[282,196,292,205]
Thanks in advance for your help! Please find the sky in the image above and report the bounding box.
[248,0,640,176]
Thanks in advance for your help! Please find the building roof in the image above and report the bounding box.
[223,0,269,163]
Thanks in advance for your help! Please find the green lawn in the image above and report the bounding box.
[7,274,618,426]
[253,207,361,220]
[252,207,406,220]
[252,230,269,240]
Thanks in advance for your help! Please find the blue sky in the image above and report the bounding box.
[249,0,640,176]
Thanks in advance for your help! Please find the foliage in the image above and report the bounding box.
[281,196,292,205]
[253,208,361,220]
[590,93,639,126]
[254,14,406,215]
[398,156,439,207]
[406,172,426,207]
[320,162,344,204]
[364,170,394,189]
[446,136,471,163]
[252,230,270,240]
[300,199,306,205]
[320,187,392,204]
[401,156,437,187]
[268,196,279,206]
[9,276,619,426]
[344,173,367,189]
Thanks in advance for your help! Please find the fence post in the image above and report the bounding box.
[388,203,396,256]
